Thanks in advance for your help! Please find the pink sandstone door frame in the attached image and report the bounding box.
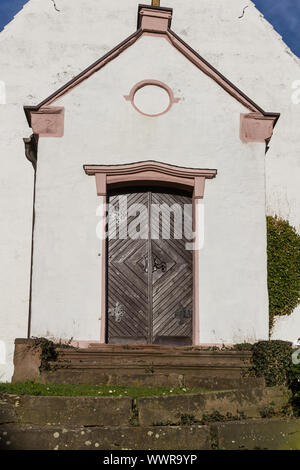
[84,161,217,346]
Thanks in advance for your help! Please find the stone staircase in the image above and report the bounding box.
[8,340,300,450]
[1,386,298,450]
[13,340,253,388]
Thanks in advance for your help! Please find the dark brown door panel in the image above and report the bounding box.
[107,189,193,345]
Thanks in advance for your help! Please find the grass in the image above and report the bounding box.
[0,381,209,398]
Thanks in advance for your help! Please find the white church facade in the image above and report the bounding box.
[0,1,299,381]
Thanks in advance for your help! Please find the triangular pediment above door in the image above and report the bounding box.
[23,4,279,146]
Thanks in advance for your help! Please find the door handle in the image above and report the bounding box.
[152,254,166,273]
[142,254,166,273]
[142,255,148,273]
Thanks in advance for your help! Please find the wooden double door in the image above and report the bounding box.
[106,188,193,345]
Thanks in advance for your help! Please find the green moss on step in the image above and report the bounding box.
[0,381,209,398]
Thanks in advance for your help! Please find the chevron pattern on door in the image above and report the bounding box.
[151,192,193,345]
[107,189,193,345]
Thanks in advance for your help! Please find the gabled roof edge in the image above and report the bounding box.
[24,28,143,126]
[167,29,279,121]
[24,5,280,128]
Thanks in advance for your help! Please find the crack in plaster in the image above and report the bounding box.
[51,0,60,12]
[238,5,249,19]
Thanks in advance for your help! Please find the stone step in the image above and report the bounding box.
[57,347,252,365]
[0,386,289,427]
[0,424,211,450]
[1,395,133,427]
[1,419,299,450]
[212,418,300,450]
[41,367,265,389]
[12,339,252,385]
[1,387,295,450]
[136,386,290,426]
[50,361,248,373]
[44,347,251,386]
[54,360,250,369]
[53,348,252,380]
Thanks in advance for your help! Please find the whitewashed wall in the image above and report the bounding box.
[0,0,299,381]
[30,34,269,345]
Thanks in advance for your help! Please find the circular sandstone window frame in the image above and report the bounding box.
[124,80,180,117]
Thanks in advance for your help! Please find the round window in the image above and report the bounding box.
[133,84,171,116]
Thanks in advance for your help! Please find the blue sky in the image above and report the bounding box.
[0,0,299,57]
[0,0,29,30]
[254,0,300,57]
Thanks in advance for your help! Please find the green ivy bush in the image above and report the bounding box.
[31,338,58,371]
[246,340,300,415]
[267,216,300,330]
[31,337,75,371]
[247,340,293,387]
